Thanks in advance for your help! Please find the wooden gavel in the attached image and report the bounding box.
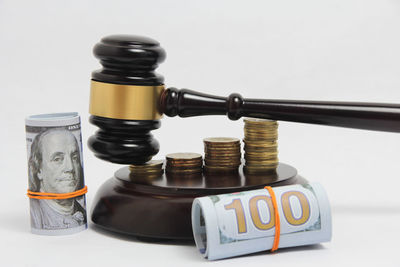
[88,35,400,164]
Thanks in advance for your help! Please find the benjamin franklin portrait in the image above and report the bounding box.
[28,128,87,231]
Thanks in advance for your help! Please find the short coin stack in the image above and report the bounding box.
[165,152,203,174]
[243,118,279,174]
[129,160,164,176]
[203,137,242,173]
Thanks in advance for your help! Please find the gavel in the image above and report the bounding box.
[88,34,400,164]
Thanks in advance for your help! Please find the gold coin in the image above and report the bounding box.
[245,124,277,128]
[205,142,241,146]
[205,150,241,156]
[245,157,278,162]
[244,118,278,124]
[167,163,203,168]
[205,157,241,162]
[245,124,278,129]
[165,152,204,173]
[165,164,202,168]
[244,143,277,148]
[245,133,276,138]
[204,163,241,168]
[244,132,277,137]
[167,157,203,162]
[205,145,240,150]
[204,137,240,144]
[245,130,277,135]
[204,163,241,167]
[205,151,240,156]
[245,129,277,132]
[165,165,203,171]
[244,126,278,131]
[245,127,278,131]
[205,148,241,152]
[166,161,203,168]
[205,143,241,147]
[244,151,278,155]
[166,165,202,171]
[167,164,202,168]
[243,139,276,144]
[205,151,241,155]
[244,133,278,138]
[205,142,240,147]
[204,158,241,164]
[243,118,278,167]
[244,165,278,169]
[244,148,276,152]
[166,164,203,170]
[244,149,278,156]
[244,138,277,142]
[204,164,240,169]
[129,160,163,171]
[244,152,277,156]
[205,152,241,157]
[167,159,203,166]
[166,152,202,160]
[245,159,278,164]
[166,166,202,171]
[245,126,277,132]
[244,145,277,150]
[244,154,278,159]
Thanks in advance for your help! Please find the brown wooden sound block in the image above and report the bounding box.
[91,162,307,241]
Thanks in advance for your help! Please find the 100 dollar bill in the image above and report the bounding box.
[192,183,331,260]
[26,113,87,235]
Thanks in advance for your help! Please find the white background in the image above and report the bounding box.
[1,0,400,266]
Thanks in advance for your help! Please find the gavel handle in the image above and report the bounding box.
[160,88,400,133]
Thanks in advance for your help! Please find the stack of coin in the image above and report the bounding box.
[203,137,241,173]
[166,152,203,174]
[129,160,164,177]
[243,118,279,174]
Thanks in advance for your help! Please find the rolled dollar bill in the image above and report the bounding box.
[25,113,87,235]
[192,183,331,260]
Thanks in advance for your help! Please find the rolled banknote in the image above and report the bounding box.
[25,113,87,235]
[192,183,331,260]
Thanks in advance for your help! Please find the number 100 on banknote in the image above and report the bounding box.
[191,183,332,260]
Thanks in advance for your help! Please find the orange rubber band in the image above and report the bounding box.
[27,186,88,200]
[265,186,280,252]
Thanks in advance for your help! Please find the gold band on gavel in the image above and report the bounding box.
[89,81,165,120]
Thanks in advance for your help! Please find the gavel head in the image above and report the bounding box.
[88,35,166,164]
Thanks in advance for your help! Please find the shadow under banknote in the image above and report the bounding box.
[225,244,327,260]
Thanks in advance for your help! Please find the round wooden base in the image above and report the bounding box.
[91,163,307,240]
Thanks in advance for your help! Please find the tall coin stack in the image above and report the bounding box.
[243,118,279,174]
[203,137,242,173]
[129,160,164,177]
[165,153,203,174]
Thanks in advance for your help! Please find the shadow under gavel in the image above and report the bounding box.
[88,34,400,164]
